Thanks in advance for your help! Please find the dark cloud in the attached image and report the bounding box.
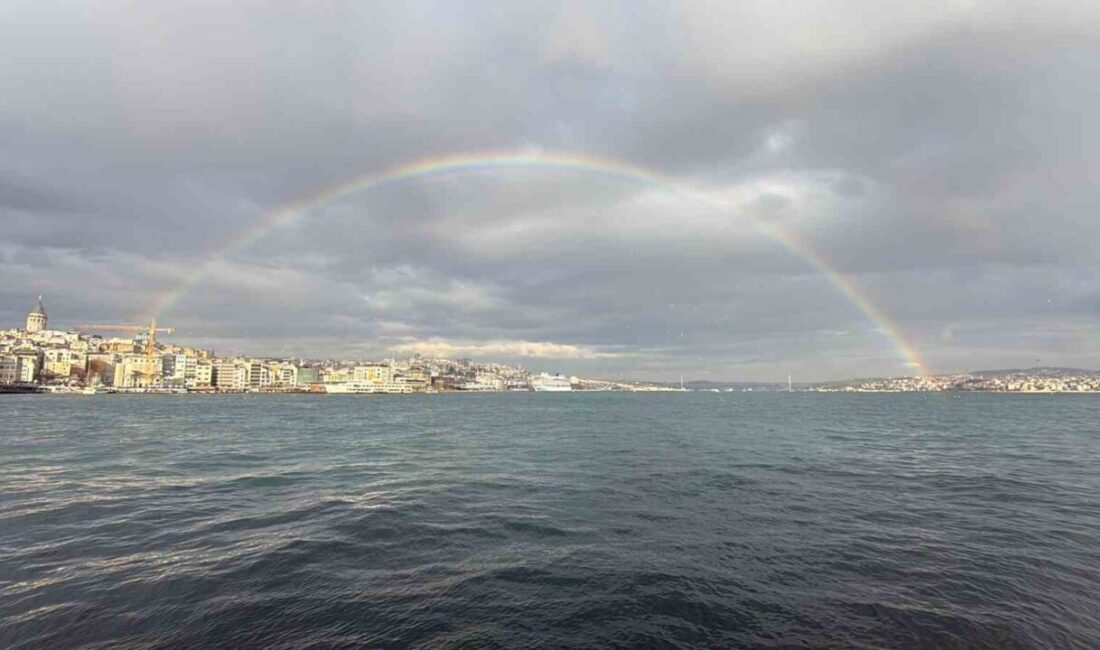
[2,0,1098,380]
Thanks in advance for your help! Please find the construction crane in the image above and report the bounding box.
[75,319,176,357]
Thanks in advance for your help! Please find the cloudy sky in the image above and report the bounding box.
[1,1,1097,381]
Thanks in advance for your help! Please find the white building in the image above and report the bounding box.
[272,363,298,387]
[247,360,264,389]
[162,353,197,386]
[0,355,18,384]
[194,361,214,387]
[353,363,394,384]
[113,354,161,388]
[212,359,246,390]
[43,348,85,380]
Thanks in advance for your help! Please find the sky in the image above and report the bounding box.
[1,0,1098,382]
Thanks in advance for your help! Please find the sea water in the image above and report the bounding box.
[2,392,1098,647]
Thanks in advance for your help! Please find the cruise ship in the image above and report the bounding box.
[530,373,573,392]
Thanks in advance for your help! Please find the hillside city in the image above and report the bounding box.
[3,296,1099,394]
[0,296,672,394]
[806,370,1100,393]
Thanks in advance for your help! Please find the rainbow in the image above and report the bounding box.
[149,150,928,375]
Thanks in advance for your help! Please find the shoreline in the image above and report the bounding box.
[10,388,1100,396]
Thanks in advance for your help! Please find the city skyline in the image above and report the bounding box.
[0,293,668,393]
[5,293,1100,393]
[2,2,1098,382]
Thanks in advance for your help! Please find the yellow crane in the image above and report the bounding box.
[76,319,176,357]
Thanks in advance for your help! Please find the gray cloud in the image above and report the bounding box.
[2,0,1098,380]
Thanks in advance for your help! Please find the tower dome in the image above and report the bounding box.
[26,295,47,333]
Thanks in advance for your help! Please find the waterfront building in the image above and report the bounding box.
[212,359,247,390]
[13,350,42,383]
[247,360,264,389]
[352,363,394,384]
[194,360,214,387]
[274,364,298,387]
[503,377,530,390]
[0,355,18,384]
[228,364,248,389]
[212,359,234,388]
[322,367,351,383]
[43,348,86,382]
[113,354,162,388]
[260,364,275,388]
[297,367,320,385]
[466,373,505,391]
[162,353,198,388]
[432,375,464,391]
[25,296,47,333]
[399,367,430,392]
[326,362,410,393]
[85,352,117,386]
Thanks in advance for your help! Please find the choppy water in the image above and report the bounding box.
[2,393,1099,648]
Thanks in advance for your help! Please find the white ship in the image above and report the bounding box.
[325,381,412,394]
[530,373,573,392]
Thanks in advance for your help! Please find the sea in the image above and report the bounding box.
[2,392,1098,648]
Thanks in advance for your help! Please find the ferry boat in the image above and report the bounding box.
[325,381,412,394]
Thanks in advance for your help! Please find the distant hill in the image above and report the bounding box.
[649,368,1100,391]
[968,367,1099,377]
[682,380,787,390]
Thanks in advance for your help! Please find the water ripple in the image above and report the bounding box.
[2,392,1099,648]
